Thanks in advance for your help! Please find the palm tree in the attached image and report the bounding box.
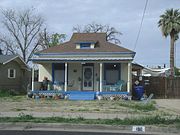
[158,8,180,77]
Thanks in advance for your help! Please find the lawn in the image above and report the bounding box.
[1,95,180,129]
[0,95,171,117]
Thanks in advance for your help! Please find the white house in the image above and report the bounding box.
[30,33,135,93]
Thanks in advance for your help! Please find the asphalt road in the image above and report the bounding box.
[0,130,153,135]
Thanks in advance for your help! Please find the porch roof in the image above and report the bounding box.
[30,57,134,62]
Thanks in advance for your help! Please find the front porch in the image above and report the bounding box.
[31,61,132,100]
[32,62,132,91]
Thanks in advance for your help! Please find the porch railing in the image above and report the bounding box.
[102,80,127,92]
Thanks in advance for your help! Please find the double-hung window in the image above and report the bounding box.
[8,68,16,78]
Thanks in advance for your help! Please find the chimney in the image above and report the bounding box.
[0,49,3,55]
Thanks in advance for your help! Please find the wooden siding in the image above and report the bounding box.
[0,61,29,92]
[132,76,180,98]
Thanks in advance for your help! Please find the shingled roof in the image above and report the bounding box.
[0,54,18,64]
[0,54,29,69]
[39,33,134,54]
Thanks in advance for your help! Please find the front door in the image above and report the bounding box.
[83,66,93,91]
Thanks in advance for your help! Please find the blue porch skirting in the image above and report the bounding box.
[31,90,129,100]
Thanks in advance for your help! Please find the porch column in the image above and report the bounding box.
[31,65,34,91]
[99,63,103,92]
[127,62,131,93]
[64,62,68,92]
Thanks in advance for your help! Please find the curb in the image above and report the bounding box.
[0,123,179,135]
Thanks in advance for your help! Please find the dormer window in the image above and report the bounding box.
[75,42,96,49]
[80,43,91,49]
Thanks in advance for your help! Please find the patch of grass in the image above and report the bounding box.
[133,103,156,111]
[0,90,15,97]
[0,95,25,103]
[11,96,25,102]
[18,113,34,121]
[0,89,26,98]
[93,108,100,111]
[0,114,179,126]
[78,108,89,112]
[117,101,156,112]
[12,108,27,112]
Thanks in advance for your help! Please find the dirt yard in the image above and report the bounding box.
[155,99,180,115]
[0,96,179,119]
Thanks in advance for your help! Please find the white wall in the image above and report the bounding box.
[121,63,128,82]
[39,63,52,82]
[68,63,82,90]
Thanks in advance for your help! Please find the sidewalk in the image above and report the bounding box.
[0,122,179,135]
[0,111,144,119]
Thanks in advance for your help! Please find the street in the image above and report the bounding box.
[0,130,153,135]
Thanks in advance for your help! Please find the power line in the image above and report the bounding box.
[133,0,149,51]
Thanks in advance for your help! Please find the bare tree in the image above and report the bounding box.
[0,8,44,63]
[38,28,66,49]
[73,22,122,44]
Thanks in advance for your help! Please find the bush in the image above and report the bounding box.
[18,112,34,120]
[0,89,16,97]
[0,89,26,97]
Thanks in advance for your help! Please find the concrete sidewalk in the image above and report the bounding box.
[0,123,179,135]
[0,111,144,119]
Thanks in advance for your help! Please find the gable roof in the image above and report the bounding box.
[0,55,18,64]
[38,33,134,54]
[0,54,28,69]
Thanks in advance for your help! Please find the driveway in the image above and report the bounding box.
[155,99,180,115]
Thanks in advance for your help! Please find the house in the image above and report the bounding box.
[142,67,170,77]
[132,63,171,77]
[0,50,30,92]
[30,33,135,98]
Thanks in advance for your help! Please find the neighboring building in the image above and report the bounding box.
[30,33,135,93]
[142,67,170,77]
[0,51,30,92]
[132,63,171,77]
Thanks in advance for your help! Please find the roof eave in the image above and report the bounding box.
[34,51,136,56]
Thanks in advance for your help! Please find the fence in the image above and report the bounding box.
[132,76,180,99]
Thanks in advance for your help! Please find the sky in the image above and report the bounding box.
[0,0,180,67]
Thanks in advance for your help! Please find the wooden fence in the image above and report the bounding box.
[132,76,180,99]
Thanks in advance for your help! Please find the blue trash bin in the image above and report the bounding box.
[134,86,144,100]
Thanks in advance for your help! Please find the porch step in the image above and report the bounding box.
[69,93,95,100]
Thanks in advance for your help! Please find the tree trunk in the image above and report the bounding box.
[170,33,175,77]
[23,51,26,63]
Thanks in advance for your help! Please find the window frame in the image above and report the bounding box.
[8,68,16,79]
[104,63,121,85]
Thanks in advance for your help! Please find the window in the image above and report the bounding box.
[80,43,91,49]
[8,69,16,78]
[53,63,65,84]
[104,63,121,85]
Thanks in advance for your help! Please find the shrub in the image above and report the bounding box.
[0,89,16,97]
[18,112,34,120]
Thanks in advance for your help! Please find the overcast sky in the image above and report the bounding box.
[0,0,180,67]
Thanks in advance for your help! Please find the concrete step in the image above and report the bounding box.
[69,93,95,100]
